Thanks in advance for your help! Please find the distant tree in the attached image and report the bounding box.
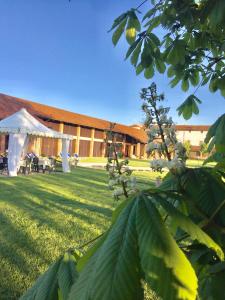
[183,140,191,157]
[199,141,208,157]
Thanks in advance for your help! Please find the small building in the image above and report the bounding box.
[0,93,147,158]
[175,125,209,158]
[130,124,210,159]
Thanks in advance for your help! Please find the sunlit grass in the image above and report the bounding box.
[0,167,161,299]
[80,156,206,168]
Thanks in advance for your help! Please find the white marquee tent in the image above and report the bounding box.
[0,108,74,176]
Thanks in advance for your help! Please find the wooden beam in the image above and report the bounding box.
[101,132,107,157]
[75,126,81,154]
[130,144,134,157]
[89,128,95,157]
[136,143,141,158]
[57,122,64,156]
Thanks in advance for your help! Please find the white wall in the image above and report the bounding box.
[176,130,207,146]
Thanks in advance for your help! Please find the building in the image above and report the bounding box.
[130,124,210,158]
[175,125,209,157]
[0,93,147,158]
[0,93,210,159]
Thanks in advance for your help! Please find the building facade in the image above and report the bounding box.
[0,94,147,158]
[175,125,209,158]
[0,94,210,159]
[130,124,210,158]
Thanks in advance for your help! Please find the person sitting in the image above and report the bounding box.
[74,153,79,166]
[33,156,39,172]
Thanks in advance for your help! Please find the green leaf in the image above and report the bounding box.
[125,38,141,60]
[209,77,218,92]
[69,198,144,300]
[112,17,127,46]
[179,168,225,228]
[21,259,61,300]
[156,195,224,260]
[125,11,140,45]
[203,152,225,166]
[148,32,161,47]
[136,193,198,300]
[216,76,225,94]
[108,13,127,32]
[201,74,211,86]
[155,59,166,74]
[77,198,129,274]
[145,15,161,32]
[136,63,144,75]
[141,41,153,68]
[181,79,189,92]
[128,10,141,31]
[131,40,142,66]
[144,64,155,79]
[191,101,199,114]
[177,95,202,120]
[205,114,225,152]
[58,251,79,300]
[189,70,200,86]
[170,76,181,88]
[20,251,80,300]
[166,40,186,65]
[126,27,136,45]
[167,66,175,78]
[143,8,155,21]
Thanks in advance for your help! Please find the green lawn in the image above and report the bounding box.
[80,157,205,168]
[0,167,161,299]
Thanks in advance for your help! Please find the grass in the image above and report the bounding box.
[0,167,161,299]
[80,156,205,168]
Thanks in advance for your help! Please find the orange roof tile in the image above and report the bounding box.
[175,125,210,131]
[0,93,147,143]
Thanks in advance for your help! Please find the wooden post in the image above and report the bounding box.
[75,126,81,154]
[143,144,148,159]
[36,137,42,156]
[130,144,134,157]
[57,122,64,156]
[101,132,107,157]
[89,128,95,157]
[122,136,126,157]
[136,143,141,159]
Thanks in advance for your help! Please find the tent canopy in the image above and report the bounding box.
[0,108,73,176]
[0,108,73,140]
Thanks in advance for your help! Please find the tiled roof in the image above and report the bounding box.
[175,125,210,131]
[0,93,147,143]
[130,124,210,132]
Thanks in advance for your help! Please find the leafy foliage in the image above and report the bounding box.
[160,166,225,299]
[20,250,80,300]
[109,9,141,46]
[205,113,225,153]
[68,191,224,300]
[21,188,224,300]
[110,0,225,119]
[183,140,191,157]
[177,95,202,120]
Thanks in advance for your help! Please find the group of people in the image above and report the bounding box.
[0,153,8,172]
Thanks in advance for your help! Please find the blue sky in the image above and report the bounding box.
[0,0,224,125]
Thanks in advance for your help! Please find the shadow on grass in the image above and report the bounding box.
[0,167,114,299]
[0,167,154,299]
